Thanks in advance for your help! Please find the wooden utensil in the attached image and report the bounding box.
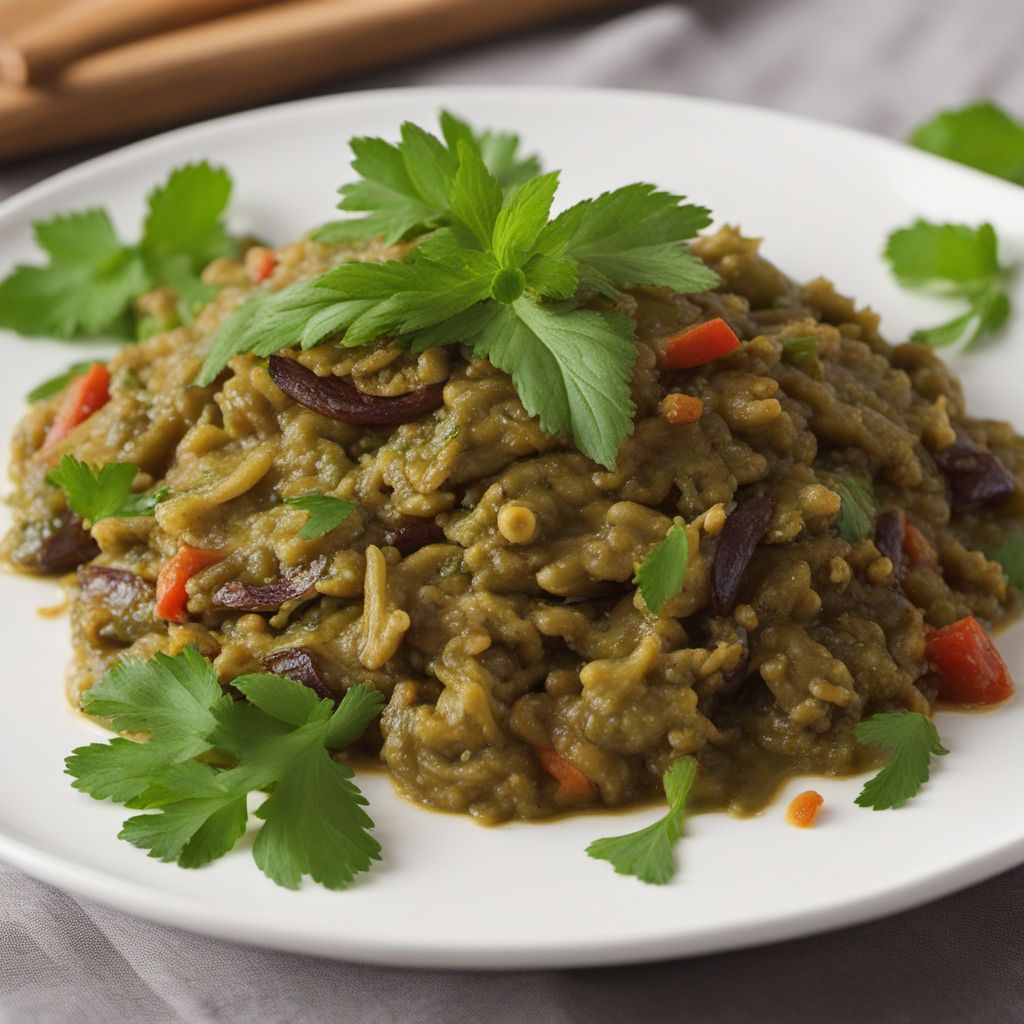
[0,0,630,164]
[0,0,279,85]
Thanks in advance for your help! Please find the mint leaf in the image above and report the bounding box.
[586,756,697,884]
[853,712,948,810]
[634,521,689,614]
[910,101,1024,185]
[284,494,358,539]
[47,454,168,525]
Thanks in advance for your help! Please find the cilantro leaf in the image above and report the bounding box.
[987,534,1024,590]
[468,300,636,468]
[853,712,948,810]
[26,360,102,402]
[46,454,168,525]
[67,646,386,891]
[831,475,875,542]
[586,756,697,884]
[439,109,541,188]
[884,220,1011,350]
[0,214,148,339]
[205,116,717,469]
[537,184,718,297]
[634,521,689,614]
[779,335,821,374]
[79,646,228,752]
[910,101,1024,185]
[0,163,235,342]
[315,111,541,244]
[284,493,358,539]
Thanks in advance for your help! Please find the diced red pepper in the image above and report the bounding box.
[40,362,109,453]
[660,318,741,371]
[660,393,704,425]
[245,246,277,284]
[904,519,938,568]
[786,790,824,828]
[926,615,1014,705]
[537,746,597,801]
[155,546,221,623]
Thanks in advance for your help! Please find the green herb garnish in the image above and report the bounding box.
[780,335,821,373]
[26,360,103,402]
[47,454,168,525]
[832,475,875,542]
[910,100,1024,185]
[284,493,358,539]
[0,163,234,341]
[313,110,540,244]
[884,220,1010,349]
[586,756,697,884]
[634,521,689,614]
[67,648,384,889]
[853,712,948,810]
[198,116,718,468]
[987,535,1024,591]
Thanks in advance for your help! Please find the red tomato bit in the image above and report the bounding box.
[786,790,824,828]
[155,547,222,623]
[660,317,741,371]
[926,615,1014,706]
[40,362,110,453]
[537,746,597,802]
[245,246,277,284]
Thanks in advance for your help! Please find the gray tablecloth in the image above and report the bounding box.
[3,3,1024,1021]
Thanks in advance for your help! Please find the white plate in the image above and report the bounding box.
[1,86,1023,970]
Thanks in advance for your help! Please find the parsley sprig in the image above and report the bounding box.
[66,647,384,889]
[884,220,1011,349]
[47,454,168,524]
[0,163,234,341]
[853,712,948,810]
[198,117,718,468]
[586,756,697,884]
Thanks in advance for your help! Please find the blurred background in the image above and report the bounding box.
[3,0,1024,185]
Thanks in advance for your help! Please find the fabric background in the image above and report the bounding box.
[3,2,1024,1020]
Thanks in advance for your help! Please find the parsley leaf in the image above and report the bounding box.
[853,712,948,810]
[284,493,358,539]
[634,521,690,614]
[987,534,1024,591]
[26,360,102,402]
[910,101,1024,185]
[831,475,876,542]
[0,163,234,342]
[884,220,1011,349]
[47,454,168,525]
[314,111,540,244]
[66,648,386,889]
[201,117,716,469]
[586,756,697,884]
